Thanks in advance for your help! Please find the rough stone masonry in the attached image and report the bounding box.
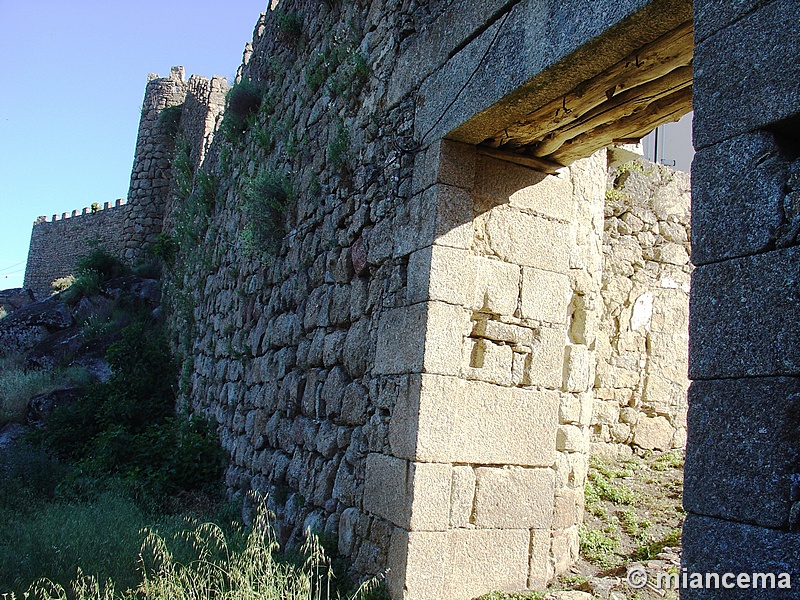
[21,0,800,597]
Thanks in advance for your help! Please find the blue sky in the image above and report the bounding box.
[0,0,267,290]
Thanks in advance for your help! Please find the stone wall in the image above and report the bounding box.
[592,153,691,457]
[369,144,607,596]
[157,2,699,599]
[683,0,800,591]
[23,200,132,298]
[123,66,227,261]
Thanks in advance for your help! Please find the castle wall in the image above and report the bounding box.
[23,201,132,298]
[122,66,190,261]
[592,155,692,457]
[160,2,697,598]
[20,0,800,594]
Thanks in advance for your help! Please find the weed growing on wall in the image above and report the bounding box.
[275,10,303,45]
[328,49,369,99]
[152,233,178,266]
[172,171,218,249]
[158,105,183,138]
[221,79,264,143]
[172,138,194,200]
[328,120,350,171]
[241,169,294,260]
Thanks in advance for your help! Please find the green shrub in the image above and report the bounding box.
[221,79,264,143]
[275,10,303,44]
[41,321,224,505]
[0,358,57,425]
[152,233,178,265]
[63,271,102,304]
[75,249,126,282]
[241,169,294,259]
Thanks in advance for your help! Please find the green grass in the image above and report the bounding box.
[0,492,161,595]
[0,497,388,600]
[579,524,621,568]
[633,527,682,561]
[584,456,640,507]
[652,450,684,471]
[618,508,652,544]
[0,358,59,424]
[479,592,543,600]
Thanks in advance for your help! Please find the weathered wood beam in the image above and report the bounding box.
[530,64,693,156]
[489,20,693,147]
[476,147,564,174]
[547,86,693,165]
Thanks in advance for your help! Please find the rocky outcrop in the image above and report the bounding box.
[0,296,74,357]
[0,288,35,317]
[0,276,161,375]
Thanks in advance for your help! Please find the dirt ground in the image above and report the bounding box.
[550,450,685,600]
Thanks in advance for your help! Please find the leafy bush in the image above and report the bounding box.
[241,170,294,258]
[152,233,178,265]
[41,321,224,504]
[60,248,128,304]
[75,249,126,282]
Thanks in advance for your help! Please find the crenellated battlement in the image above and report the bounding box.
[34,198,128,224]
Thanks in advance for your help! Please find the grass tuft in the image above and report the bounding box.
[0,358,57,425]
